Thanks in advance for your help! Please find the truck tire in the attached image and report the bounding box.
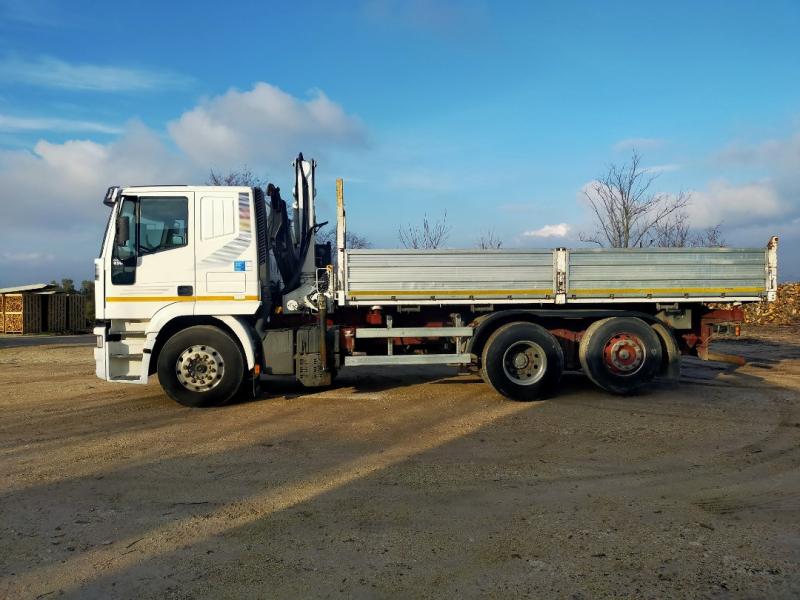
[579,317,662,395]
[651,322,681,384]
[481,321,564,401]
[157,325,245,407]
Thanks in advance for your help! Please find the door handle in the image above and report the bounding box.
[177,285,193,297]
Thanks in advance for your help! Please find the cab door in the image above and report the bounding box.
[193,190,259,316]
[105,192,196,320]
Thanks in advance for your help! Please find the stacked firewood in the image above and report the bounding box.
[743,282,800,325]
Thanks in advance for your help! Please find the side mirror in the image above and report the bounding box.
[104,186,121,207]
[116,215,131,245]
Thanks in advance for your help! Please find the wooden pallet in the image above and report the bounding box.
[0,293,42,334]
[46,294,68,333]
[67,295,87,332]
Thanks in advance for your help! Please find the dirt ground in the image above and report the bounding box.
[1,326,799,599]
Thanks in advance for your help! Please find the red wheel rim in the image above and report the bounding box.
[602,333,645,375]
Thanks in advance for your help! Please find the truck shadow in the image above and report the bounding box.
[236,365,461,405]
[244,328,800,404]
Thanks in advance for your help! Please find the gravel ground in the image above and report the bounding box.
[1,326,799,599]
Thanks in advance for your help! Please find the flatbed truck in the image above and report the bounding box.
[93,154,778,406]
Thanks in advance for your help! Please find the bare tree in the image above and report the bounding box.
[476,229,503,249]
[316,227,370,269]
[399,211,451,249]
[652,211,691,247]
[692,223,725,248]
[207,167,267,188]
[317,227,371,249]
[580,151,689,248]
[653,213,726,248]
[345,231,371,249]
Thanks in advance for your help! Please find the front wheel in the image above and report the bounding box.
[157,325,245,407]
[481,321,564,401]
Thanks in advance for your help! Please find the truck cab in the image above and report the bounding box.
[95,185,264,389]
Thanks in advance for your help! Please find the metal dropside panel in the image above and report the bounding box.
[567,247,767,300]
[345,249,555,303]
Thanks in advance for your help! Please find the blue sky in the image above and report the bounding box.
[1,0,799,285]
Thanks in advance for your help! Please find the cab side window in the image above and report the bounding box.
[138,197,189,255]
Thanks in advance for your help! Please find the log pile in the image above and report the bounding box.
[0,293,42,334]
[743,282,800,325]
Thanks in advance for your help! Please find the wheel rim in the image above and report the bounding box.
[602,333,646,376]
[176,345,225,392]
[502,340,547,385]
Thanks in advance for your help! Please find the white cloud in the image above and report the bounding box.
[168,83,366,168]
[686,179,786,229]
[694,132,800,232]
[715,132,800,172]
[577,179,601,204]
[0,114,122,134]
[0,56,192,92]
[524,223,571,238]
[613,137,665,152]
[0,82,367,285]
[0,122,194,284]
[0,121,192,231]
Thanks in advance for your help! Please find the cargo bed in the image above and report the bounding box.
[340,240,778,306]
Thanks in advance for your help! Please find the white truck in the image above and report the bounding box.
[94,154,778,406]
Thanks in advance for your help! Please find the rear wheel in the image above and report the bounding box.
[579,317,662,395]
[481,321,564,401]
[157,325,244,407]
